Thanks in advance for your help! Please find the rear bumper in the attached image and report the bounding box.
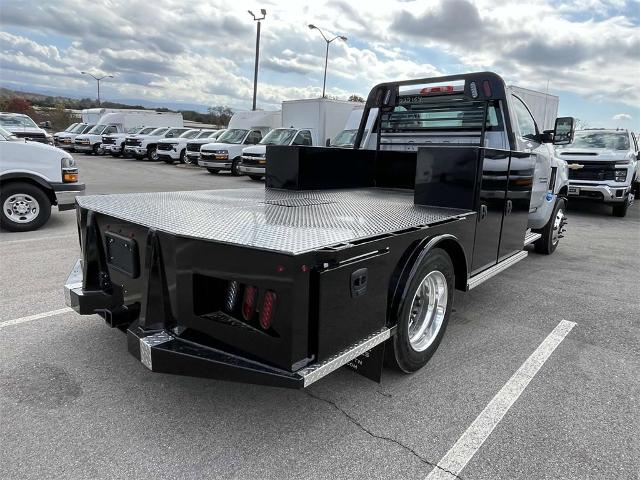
[568,182,631,203]
[52,182,86,211]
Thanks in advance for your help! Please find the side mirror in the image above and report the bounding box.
[325,138,331,147]
[553,117,575,145]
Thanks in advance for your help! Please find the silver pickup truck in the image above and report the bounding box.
[558,128,639,217]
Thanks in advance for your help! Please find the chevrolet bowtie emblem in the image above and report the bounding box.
[567,163,584,170]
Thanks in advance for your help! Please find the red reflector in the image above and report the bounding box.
[259,290,277,330]
[419,86,454,95]
[482,80,492,97]
[242,286,257,321]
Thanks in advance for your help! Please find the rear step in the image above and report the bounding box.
[524,230,541,246]
[128,323,394,388]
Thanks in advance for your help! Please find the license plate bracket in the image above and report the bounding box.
[568,186,580,195]
[105,232,139,278]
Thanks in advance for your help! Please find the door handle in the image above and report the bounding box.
[479,204,488,221]
[505,199,513,215]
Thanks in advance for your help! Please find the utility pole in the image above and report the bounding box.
[308,25,347,98]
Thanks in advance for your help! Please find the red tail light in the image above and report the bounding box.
[242,286,257,321]
[259,291,277,330]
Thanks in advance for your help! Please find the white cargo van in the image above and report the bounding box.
[0,112,50,144]
[74,111,183,155]
[331,107,378,148]
[199,111,281,175]
[56,123,95,151]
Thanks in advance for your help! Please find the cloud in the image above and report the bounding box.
[613,113,632,121]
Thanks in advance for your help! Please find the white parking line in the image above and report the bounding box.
[0,307,73,330]
[425,320,577,480]
[0,233,76,246]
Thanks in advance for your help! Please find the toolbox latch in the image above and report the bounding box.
[350,268,368,298]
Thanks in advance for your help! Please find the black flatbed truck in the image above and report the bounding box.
[65,72,574,388]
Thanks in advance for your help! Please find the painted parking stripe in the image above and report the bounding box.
[0,307,73,330]
[0,233,77,246]
[425,320,577,480]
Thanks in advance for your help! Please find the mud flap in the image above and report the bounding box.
[346,342,386,383]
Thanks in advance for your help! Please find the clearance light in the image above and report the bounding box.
[259,291,277,330]
[470,81,479,98]
[62,169,78,183]
[242,286,257,321]
[420,86,455,95]
[224,280,239,312]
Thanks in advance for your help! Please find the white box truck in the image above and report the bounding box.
[199,111,281,175]
[238,99,361,179]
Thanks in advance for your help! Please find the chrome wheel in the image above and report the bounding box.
[552,208,565,246]
[407,270,448,352]
[3,193,40,223]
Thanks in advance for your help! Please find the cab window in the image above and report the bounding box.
[245,130,262,144]
[292,130,313,146]
[104,126,117,135]
[512,96,538,141]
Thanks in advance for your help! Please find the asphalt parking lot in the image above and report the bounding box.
[1,153,639,480]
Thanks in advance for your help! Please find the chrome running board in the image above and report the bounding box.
[297,327,394,387]
[467,250,528,290]
[524,230,541,246]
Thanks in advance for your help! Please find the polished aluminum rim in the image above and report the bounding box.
[552,208,565,246]
[3,194,40,223]
[408,270,447,352]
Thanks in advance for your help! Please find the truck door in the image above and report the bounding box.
[498,96,537,260]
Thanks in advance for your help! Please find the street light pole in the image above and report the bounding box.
[248,9,267,111]
[81,71,114,106]
[308,25,347,98]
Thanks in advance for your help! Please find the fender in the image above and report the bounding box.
[389,234,468,326]
[0,171,54,192]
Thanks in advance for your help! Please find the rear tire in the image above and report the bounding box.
[1,182,52,232]
[207,168,220,174]
[534,198,566,254]
[249,175,263,181]
[389,248,454,373]
[612,197,630,217]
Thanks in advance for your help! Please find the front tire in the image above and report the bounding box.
[1,182,52,232]
[534,198,566,255]
[612,197,630,217]
[207,168,220,175]
[389,248,454,373]
[231,157,241,176]
[147,146,158,161]
[179,149,186,164]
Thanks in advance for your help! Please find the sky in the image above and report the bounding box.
[0,0,638,129]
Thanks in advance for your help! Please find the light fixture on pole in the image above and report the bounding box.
[248,8,267,111]
[81,71,114,106]
[308,24,347,98]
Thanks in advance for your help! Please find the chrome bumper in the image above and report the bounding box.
[54,183,85,211]
[568,183,631,203]
[238,165,265,175]
[199,160,231,168]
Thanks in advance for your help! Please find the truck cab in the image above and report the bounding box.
[199,128,268,175]
[0,126,85,231]
[239,128,315,180]
[184,130,225,165]
[0,112,51,144]
[558,129,639,217]
[74,124,119,155]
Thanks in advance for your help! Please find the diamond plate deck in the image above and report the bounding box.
[77,188,471,255]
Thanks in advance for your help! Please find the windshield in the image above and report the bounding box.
[179,130,200,139]
[71,123,87,133]
[260,128,297,145]
[211,130,225,140]
[150,127,168,136]
[569,131,630,150]
[81,125,94,133]
[65,123,78,132]
[166,128,185,137]
[197,130,215,139]
[125,126,143,134]
[332,129,359,147]
[217,129,248,144]
[139,127,156,135]
[0,114,38,128]
[88,124,108,134]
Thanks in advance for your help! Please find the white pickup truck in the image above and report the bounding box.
[239,128,314,180]
[157,129,215,164]
[56,123,94,151]
[52,123,79,145]
[184,130,225,165]
[123,127,190,161]
[0,112,52,144]
[74,123,119,155]
[103,126,155,156]
[0,126,85,231]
